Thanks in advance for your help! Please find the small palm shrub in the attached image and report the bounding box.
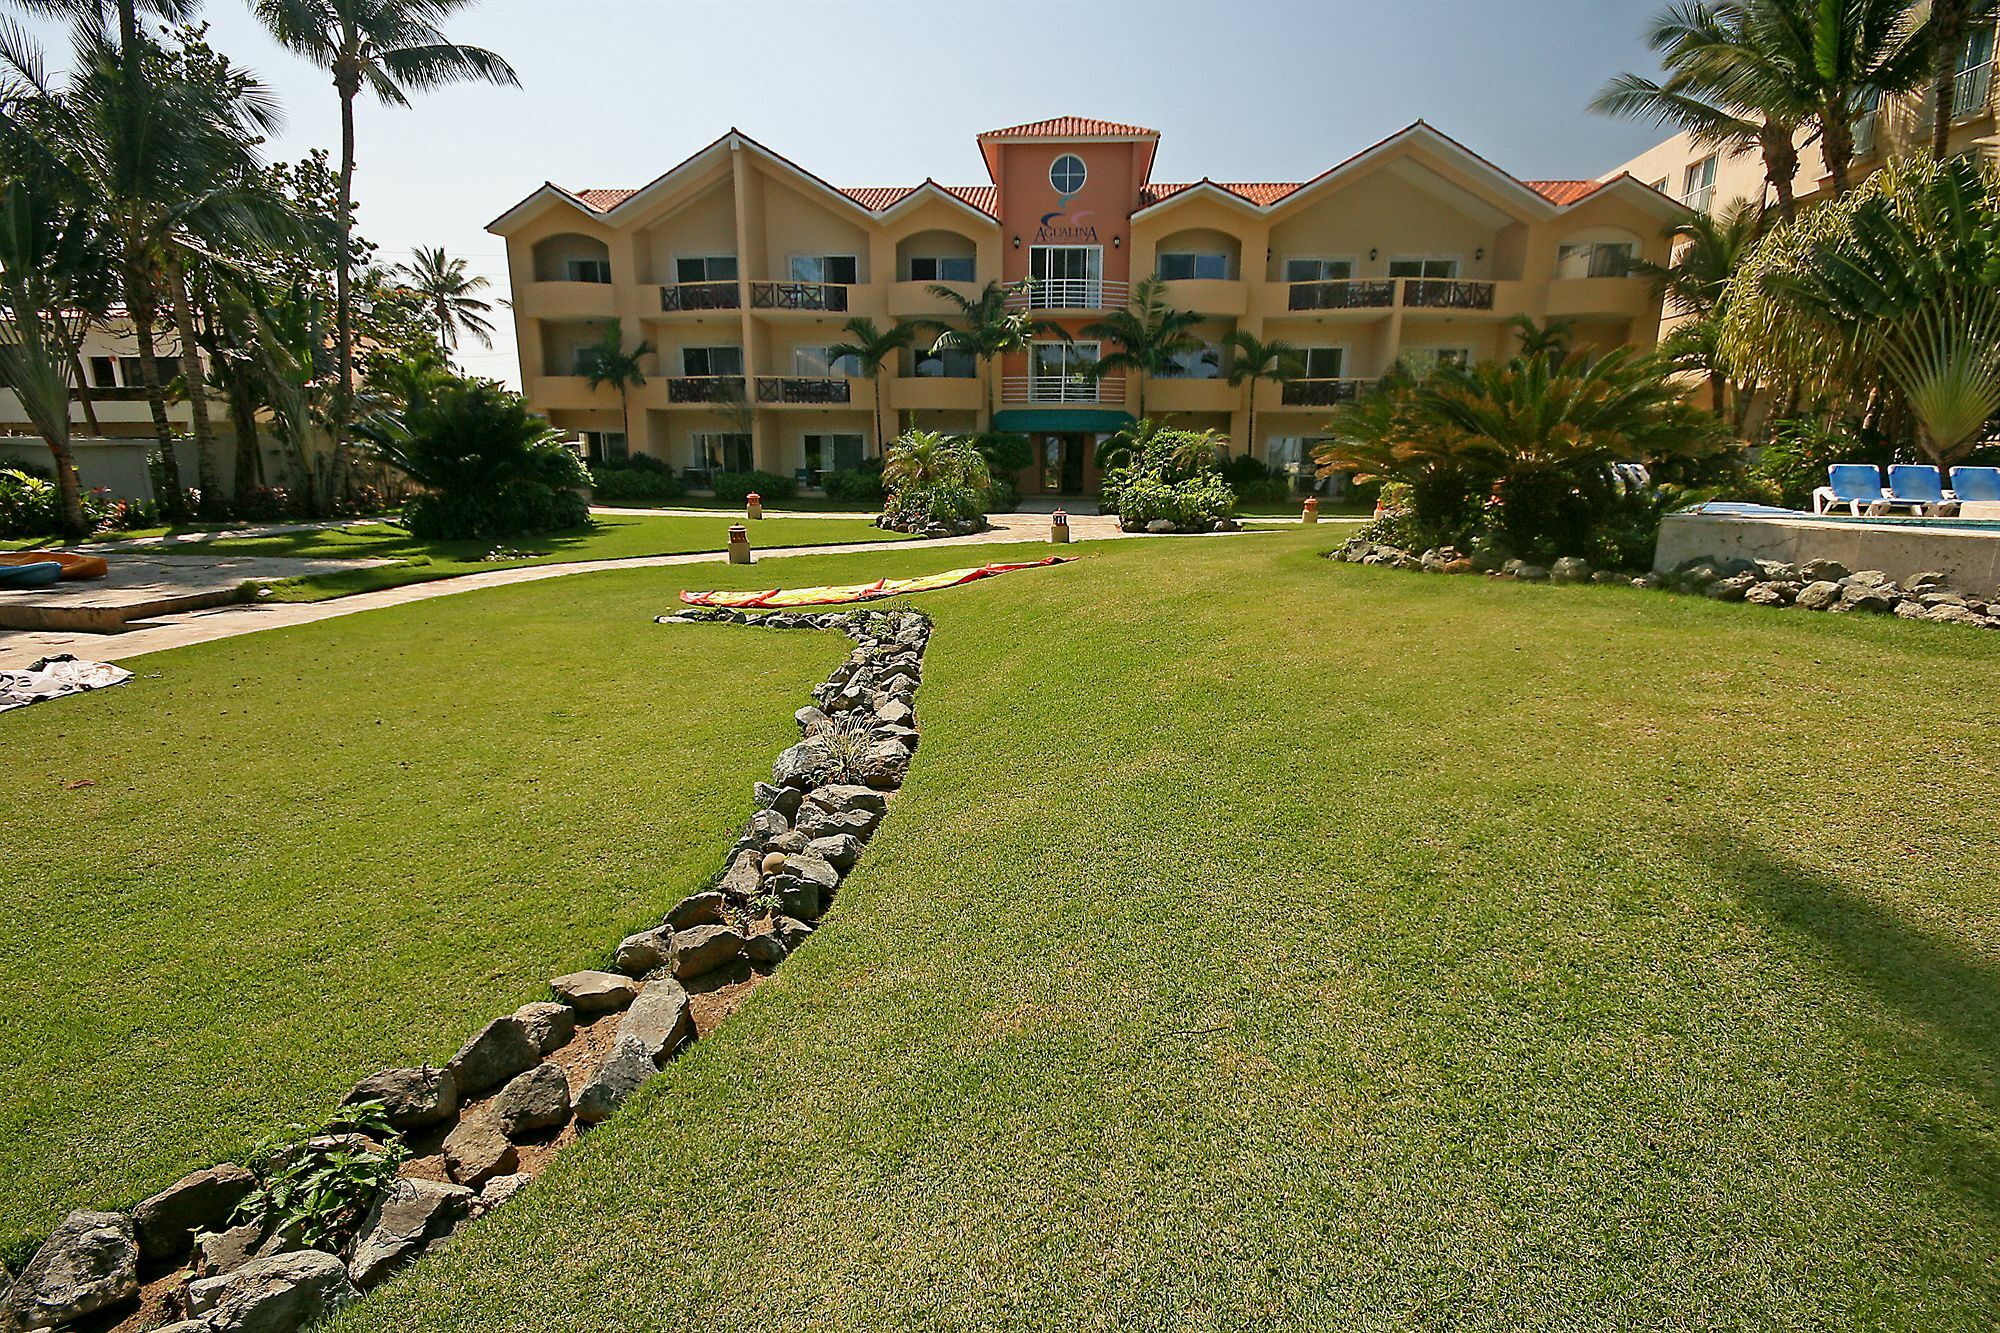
[882,480,983,530]
[361,379,589,540]
[821,461,884,503]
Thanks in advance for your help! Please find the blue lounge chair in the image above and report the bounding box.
[1888,464,1949,515]
[1951,465,2000,504]
[1816,464,1891,516]
[0,561,62,589]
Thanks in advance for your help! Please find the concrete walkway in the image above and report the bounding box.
[0,512,1135,668]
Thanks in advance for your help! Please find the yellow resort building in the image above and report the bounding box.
[491,117,1682,497]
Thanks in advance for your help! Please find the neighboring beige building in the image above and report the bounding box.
[1604,17,1998,217]
[491,118,1683,497]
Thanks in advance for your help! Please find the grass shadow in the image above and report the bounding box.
[1692,831,2000,1223]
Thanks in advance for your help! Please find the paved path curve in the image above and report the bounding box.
[0,514,1134,668]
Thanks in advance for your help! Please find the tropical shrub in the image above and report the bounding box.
[0,466,132,537]
[233,1102,406,1253]
[986,477,1018,512]
[713,470,795,504]
[882,481,983,530]
[590,464,687,503]
[883,430,990,494]
[1319,346,1730,563]
[967,430,1033,480]
[1223,454,1293,507]
[359,379,590,540]
[1099,426,1237,528]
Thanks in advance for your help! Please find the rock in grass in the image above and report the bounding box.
[617,979,693,1060]
[807,834,863,871]
[1795,580,1842,611]
[773,916,815,950]
[442,1107,519,1188]
[1548,556,1592,584]
[716,849,764,902]
[574,1036,657,1124]
[664,891,726,930]
[187,1249,356,1332]
[1837,584,1898,614]
[1705,574,1756,601]
[343,1065,459,1130]
[614,926,676,977]
[2,1210,138,1330]
[493,1063,571,1139]
[549,970,638,1013]
[445,1015,541,1096]
[513,1001,577,1056]
[190,1222,266,1281]
[798,807,878,842]
[134,1163,255,1263]
[771,739,831,788]
[745,932,787,966]
[472,1173,530,1217]
[346,1179,473,1290]
[753,781,804,819]
[669,925,744,981]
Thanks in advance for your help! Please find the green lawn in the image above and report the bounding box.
[8,528,1999,1327]
[40,513,909,601]
[0,586,849,1264]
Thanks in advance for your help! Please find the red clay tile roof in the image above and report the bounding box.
[979,116,1158,139]
[1139,181,1304,208]
[1523,179,1607,205]
[573,187,637,211]
[839,186,916,211]
[940,184,998,216]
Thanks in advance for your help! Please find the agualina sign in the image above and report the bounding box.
[1034,211,1100,244]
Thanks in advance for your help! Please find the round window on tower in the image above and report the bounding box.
[1050,154,1087,195]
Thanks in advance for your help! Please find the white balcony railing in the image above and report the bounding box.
[1001,375,1127,405]
[1953,60,1994,120]
[1004,279,1130,312]
[1680,184,1715,213]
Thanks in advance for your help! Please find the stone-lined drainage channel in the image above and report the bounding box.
[1,609,931,1333]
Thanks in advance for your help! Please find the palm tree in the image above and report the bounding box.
[0,183,111,537]
[923,279,1064,429]
[1220,331,1300,459]
[250,0,517,498]
[1918,0,1999,155]
[881,428,990,493]
[1629,198,1764,416]
[4,15,283,516]
[1593,0,1815,221]
[392,244,493,363]
[826,315,918,455]
[1079,275,1203,420]
[576,318,651,454]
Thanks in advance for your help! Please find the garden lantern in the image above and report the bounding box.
[1303,496,1319,525]
[746,491,763,521]
[728,524,752,564]
[1051,508,1071,544]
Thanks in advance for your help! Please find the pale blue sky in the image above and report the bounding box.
[20,0,1676,385]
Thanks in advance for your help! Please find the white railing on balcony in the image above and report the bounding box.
[1953,60,1994,120]
[1680,184,1715,213]
[1004,279,1130,312]
[1001,375,1127,405]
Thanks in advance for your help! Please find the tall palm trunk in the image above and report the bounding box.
[48,435,85,540]
[167,257,218,498]
[329,71,359,512]
[1820,102,1856,197]
[1244,376,1260,456]
[871,368,886,454]
[126,254,186,518]
[1932,1,1971,156]
[1760,127,1800,222]
[66,349,101,435]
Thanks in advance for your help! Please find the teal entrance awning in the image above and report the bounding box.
[990,408,1136,433]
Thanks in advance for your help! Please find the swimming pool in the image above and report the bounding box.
[1682,501,2000,533]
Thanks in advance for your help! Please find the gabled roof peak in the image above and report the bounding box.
[977,116,1159,140]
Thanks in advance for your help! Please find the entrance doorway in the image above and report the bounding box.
[1038,434,1086,494]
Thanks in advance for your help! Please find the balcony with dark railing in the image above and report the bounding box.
[1953,58,1995,119]
[750,281,848,312]
[1280,377,1373,407]
[659,281,740,312]
[666,375,746,404]
[1287,278,1395,312]
[1400,278,1496,310]
[755,376,851,404]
